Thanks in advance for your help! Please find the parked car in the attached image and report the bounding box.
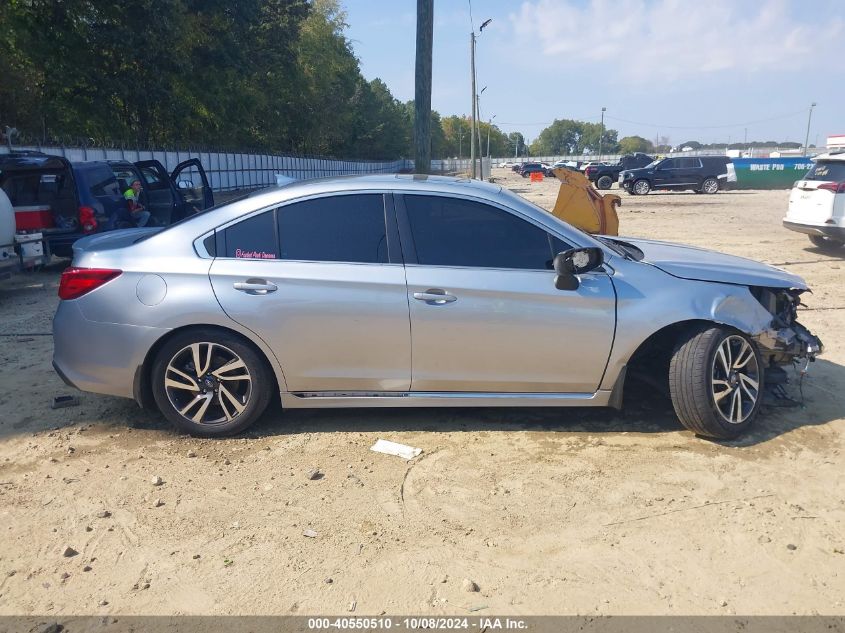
[0,151,213,257]
[620,156,734,195]
[782,152,845,251]
[52,175,822,439]
[586,153,653,190]
[520,163,547,178]
[498,161,516,168]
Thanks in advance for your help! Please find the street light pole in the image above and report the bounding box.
[469,18,492,179]
[598,107,606,161]
[803,102,816,156]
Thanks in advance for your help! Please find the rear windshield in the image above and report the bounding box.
[805,160,845,182]
[77,166,121,197]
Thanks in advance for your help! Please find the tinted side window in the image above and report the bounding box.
[277,194,387,264]
[404,195,555,270]
[678,158,701,169]
[224,211,277,259]
[660,159,678,169]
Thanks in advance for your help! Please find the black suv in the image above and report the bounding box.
[620,156,733,195]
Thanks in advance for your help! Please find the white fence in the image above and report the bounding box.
[1,145,407,192]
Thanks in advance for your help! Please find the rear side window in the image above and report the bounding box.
[806,161,845,182]
[221,194,388,263]
[404,195,556,270]
[224,210,277,259]
[277,194,387,263]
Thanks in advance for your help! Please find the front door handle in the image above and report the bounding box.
[413,289,457,304]
[233,279,278,295]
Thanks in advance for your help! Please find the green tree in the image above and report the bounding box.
[618,135,655,154]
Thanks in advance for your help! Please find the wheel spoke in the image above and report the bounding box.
[217,384,246,421]
[179,392,213,421]
[191,343,213,378]
[713,380,733,402]
[739,373,759,400]
[715,344,730,376]
[733,341,753,369]
[731,388,742,422]
[212,358,250,382]
[165,367,199,393]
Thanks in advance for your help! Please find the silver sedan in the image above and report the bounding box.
[52,175,822,439]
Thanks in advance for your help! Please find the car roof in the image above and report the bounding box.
[813,152,845,162]
[0,152,71,171]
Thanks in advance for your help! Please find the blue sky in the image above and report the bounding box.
[342,0,843,147]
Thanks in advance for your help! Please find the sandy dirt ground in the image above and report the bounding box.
[0,172,843,616]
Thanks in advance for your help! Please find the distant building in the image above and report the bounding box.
[827,135,845,151]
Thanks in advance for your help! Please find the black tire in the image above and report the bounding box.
[632,179,651,195]
[669,325,763,439]
[596,175,613,190]
[808,234,845,250]
[701,177,719,194]
[151,328,274,437]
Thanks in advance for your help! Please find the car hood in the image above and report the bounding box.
[616,237,808,289]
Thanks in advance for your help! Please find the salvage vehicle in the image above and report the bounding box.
[782,151,845,251]
[620,156,735,195]
[0,151,213,258]
[52,175,822,439]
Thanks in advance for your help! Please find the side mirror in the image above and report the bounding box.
[553,247,604,291]
[177,180,195,190]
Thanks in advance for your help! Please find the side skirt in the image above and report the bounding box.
[280,390,613,409]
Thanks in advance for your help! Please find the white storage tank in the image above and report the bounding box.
[0,188,15,247]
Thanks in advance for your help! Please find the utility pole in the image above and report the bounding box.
[598,107,606,160]
[803,102,816,156]
[486,114,496,159]
[414,0,434,174]
[470,32,477,178]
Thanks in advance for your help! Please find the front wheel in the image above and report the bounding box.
[596,175,613,190]
[669,326,763,439]
[151,329,274,436]
[808,234,845,251]
[632,179,651,195]
[701,177,719,194]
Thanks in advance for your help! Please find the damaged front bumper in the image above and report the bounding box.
[751,288,823,365]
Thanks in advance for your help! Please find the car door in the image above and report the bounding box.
[208,192,411,393]
[679,157,702,188]
[171,159,214,219]
[396,193,616,393]
[652,159,677,188]
[133,160,180,225]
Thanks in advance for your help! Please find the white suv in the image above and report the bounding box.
[783,152,845,250]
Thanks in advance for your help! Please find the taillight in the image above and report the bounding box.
[58,268,122,300]
[817,182,845,193]
[79,206,98,233]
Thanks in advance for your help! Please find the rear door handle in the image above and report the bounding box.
[413,289,457,304]
[233,279,278,295]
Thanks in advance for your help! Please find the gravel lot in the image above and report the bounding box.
[0,173,843,616]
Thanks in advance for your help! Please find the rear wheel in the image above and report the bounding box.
[596,175,613,190]
[633,179,651,195]
[151,329,273,436]
[669,326,763,439]
[808,234,845,250]
[701,177,719,194]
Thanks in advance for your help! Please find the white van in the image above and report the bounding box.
[783,152,845,250]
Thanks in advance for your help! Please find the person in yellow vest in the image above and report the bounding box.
[123,179,151,227]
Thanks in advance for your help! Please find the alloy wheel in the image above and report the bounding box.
[702,178,719,194]
[711,335,760,424]
[164,342,253,426]
[634,180,650,195]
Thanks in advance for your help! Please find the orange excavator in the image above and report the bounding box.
[549,167,620,235]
